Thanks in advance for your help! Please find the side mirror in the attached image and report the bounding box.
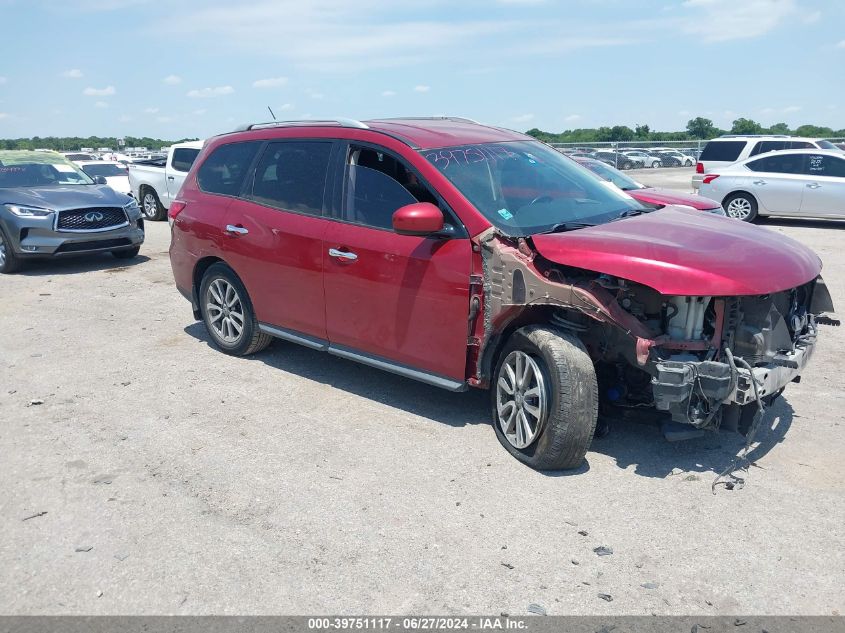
[392,202,444,236]
[92,175,108,185]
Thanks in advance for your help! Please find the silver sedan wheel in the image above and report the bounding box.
[206,278,245,344]
[496,350,548,449]
[725,196,753,220]
[0,232,6,268]
[142,193,158,217]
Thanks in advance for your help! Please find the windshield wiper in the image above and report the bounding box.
[608,208,650,222]
[538,221,596,234]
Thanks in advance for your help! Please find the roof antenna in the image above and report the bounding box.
[267,106,276,121]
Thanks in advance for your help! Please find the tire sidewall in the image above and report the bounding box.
[141,188,164,221]
[199,263,259,355]
[724,193,758,222]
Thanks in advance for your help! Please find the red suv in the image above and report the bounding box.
[169,118,836,470]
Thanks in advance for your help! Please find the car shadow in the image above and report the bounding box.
[758,217,845,230]
[17,253,150,276]
[183,322,794,478]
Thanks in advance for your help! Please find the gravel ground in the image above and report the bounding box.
[1,177,843,615]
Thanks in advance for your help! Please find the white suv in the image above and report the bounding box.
[692,135,842,190]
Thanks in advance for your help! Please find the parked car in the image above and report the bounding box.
[698,149,845,222]
[623,150,662,168]
[128,140,203,220]
[0,150,144,273]
[62,152,100,162]
[572,157,724,213]
[656,150,695,167]
[692,135,842,191]
[594,151,637,170]
[168,117,834,470]
[76,160,131,195]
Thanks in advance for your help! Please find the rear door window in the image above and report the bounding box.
[699,141,745,162]
[749,140,789,157]
[171,147,200,172]
[197,142,260,196]
[250,141,333,215]
[746,154,806,174]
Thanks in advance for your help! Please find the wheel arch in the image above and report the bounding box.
[723,189,761,210]
[192,256,229,319]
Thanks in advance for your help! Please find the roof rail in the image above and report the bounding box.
[233,118,369,132]
[375,116,482,124]
[718,134,791,138]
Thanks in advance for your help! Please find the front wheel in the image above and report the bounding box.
[723,192,758,222]
[0,226,22,274]
[651,161,661,168]
[199,263,271,356]
[492,326,598,470]
[621,161,633,170]
[112,246,141,259]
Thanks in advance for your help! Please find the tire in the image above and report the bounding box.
[684,160,693,167]
[0,225,22,274]
[621,161,633,170]
[199,262,271,356]
[491,326,598,470]
[112,246,141,259]
[651,161,660,168]
[723,192,758,222]
[140,187,166,221]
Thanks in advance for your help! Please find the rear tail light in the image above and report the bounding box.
[168,200,186,227]
[702,174,720,184]
[696,162,704,174]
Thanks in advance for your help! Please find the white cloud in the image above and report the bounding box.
[253,77,288,88]
[678,110,690,117]
[802,10,821,24]
[381,90,396,97]
[306,89,324,99]
[783,105,801,113]
[679,0,797,42]
[186,86,234,98]
[413,85,430,93]
[564,114,582,123]
[163,74,182,85]
[836,40,845,49]
[0,77,6,85]
[118,115,133,122]
[144,107,160,114]
[760,107,776,115]
[156,116,174,123]
[83,85,116,96]
[0,112,8,119]
[278,103,294,111]
[95,101,109,108]
[62,69,83,79]
[512,113,534,123]
[76,0,150,10]
[193,108,207,115]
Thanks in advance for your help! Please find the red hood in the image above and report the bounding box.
[531,207,822,296]
[628,187,720,210]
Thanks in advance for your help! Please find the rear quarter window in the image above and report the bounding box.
[171,148,200,172]
[699,141,745,162]
[197,142,260,196]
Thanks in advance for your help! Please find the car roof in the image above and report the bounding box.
[721,148,845,169]
[75,160,124,166]
[709,135,822,142]
[225,117,530,150]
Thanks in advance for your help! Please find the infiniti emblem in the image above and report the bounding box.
[84,211,104,222]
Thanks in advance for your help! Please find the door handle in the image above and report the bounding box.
[328,248,358,261]
[806,183,821,189]
[167,176,175,180]
[225,224,249,236]
[752,180,767,186]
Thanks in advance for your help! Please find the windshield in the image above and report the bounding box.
[579,159,644,191]
[81,163,128,178]
[422,141,643,235]
[0,152,94,188]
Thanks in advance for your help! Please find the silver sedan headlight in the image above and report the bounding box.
[5,204,53,217]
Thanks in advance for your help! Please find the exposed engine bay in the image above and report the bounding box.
[473,229,839,433]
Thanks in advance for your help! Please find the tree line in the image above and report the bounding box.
[0,136,199,151]
[526,118,845,144]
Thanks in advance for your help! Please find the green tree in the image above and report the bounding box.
[767,122,791,135]
[730,118,763,135]
[686,117,716,139]
[794,124,835,137]
[610,125,634,141]
[635,124,650,139]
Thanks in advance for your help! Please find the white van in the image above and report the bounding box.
[692,135,841,190]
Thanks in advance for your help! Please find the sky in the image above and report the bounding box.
[0,0,843,140]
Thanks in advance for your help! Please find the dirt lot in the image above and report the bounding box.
[1,175,844,615]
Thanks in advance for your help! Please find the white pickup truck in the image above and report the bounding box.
[128,140,203,220]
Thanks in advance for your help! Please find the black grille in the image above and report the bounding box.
[55,238,132,253]
[57,207,127,231]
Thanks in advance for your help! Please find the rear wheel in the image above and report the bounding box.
[199,263,271,356]
[723,192,758,222]
[621,161,633,170]
[492,326,598,470]
[140,188,166,221]
[0,226,22,274]
[651,161,661,168]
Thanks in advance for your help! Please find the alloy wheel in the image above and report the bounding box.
[726,197,752,220]
[0,232,6,268]
[142,193,157,218]
[206,278,245,343]
[496,350,548,449]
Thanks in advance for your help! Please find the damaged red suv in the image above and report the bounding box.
[169,118,837,470]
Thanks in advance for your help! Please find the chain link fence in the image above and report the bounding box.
[548,140,707,171]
